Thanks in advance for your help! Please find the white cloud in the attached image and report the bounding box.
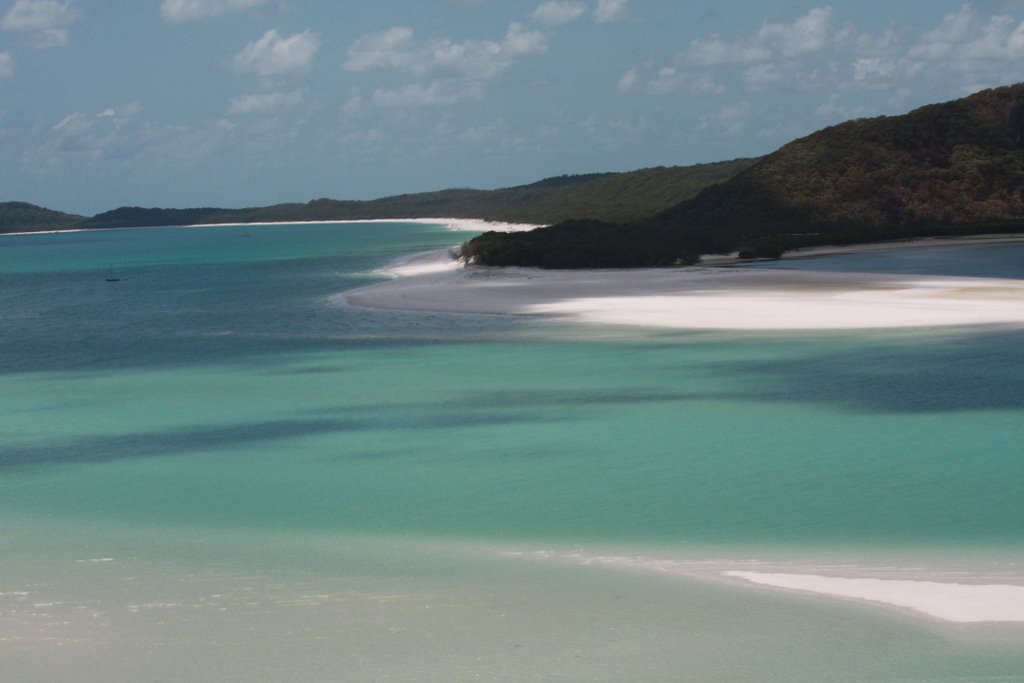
[503,22,547,57]
[97,101,144,124]
[617,67,639,93]
[643,67,716,95]
[337,127,390,152]
[343,22,546,110]
[912,5,978,56]
[343,26,417,72]
[228,90,303,114]
[594,0,629,24]
[580,113,648,149]
[1,0,80,47]
[619,65,723,96]
[32,100,301,169]
[45,102,146,161]
[344,24,545,80]
[909,5,1024,63]
[459,119,510,145]
[339,89,366,119]
[687,7,833,65]
[29,27,68,47]
[742,63,786,90]
[371,80,485,108]
[646,67,688,95]
[700,101,752,135]
[160,0,269,24]
[622,3,1024,102]
[233,29,320,77]
[1,0,78,31]
[0,51,14,78]
[851,57,897,82]
[53,111,91,136]
[833,24,902,57]
[530,1,586,27]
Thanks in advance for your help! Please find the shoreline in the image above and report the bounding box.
[0,217,541,237]
[500,546,1024,624]
[344,245,1024,331]
[700,232,1024,265]
[723,570,1024,623]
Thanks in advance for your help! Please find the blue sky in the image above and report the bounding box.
[2,1,1024,214]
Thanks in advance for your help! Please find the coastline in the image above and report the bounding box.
[501,546,1024,625]
[701,232,1024,265]
[0,217,541,237]
[8,217,1024,331]
[344,245,1024,331]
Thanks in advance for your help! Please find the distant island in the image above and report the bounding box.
[463,83,1024,267]
[0,202,87,233]
[0,159,755,234]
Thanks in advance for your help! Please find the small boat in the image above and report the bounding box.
[105,266,121,282]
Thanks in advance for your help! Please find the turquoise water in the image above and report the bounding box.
[2,224,1023,681]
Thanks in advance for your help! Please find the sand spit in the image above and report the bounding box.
[186,217,542,233]
[344,249,1024,331]
[724,571,1024,623]
[501,549,1024,624]
[1,217,541,237]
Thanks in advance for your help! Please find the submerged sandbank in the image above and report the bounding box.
[344,248,1024,331]
[501,548,1024,624]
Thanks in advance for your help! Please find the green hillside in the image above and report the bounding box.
[0,202,86,234]
[75,159,757,230]
[465,84,1024,267]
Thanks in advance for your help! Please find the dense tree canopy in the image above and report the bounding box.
[1,159,756,234]
[0,202,85,233]
[467,84,1024,268]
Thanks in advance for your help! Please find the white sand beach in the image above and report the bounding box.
[2,217,541,237]
[187,217,542,233]
[723,571,1024,623]
[344,247,1024,331]
[501,549,1024,624]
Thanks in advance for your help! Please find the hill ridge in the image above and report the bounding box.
[464,83,1024,267]
[1,159,757,234]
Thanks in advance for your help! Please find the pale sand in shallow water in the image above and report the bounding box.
[343,249,1024,330]
[501,549,1024,624]
[723,571,1024,623]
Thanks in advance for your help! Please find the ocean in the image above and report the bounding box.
[1,222,1022,681]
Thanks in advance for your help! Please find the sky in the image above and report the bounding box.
[2,1,1024,215]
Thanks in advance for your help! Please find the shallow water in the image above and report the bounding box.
[2,224,1023,681]
[753,241,1024,278]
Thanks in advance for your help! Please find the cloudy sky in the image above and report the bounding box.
[2,1,1024,214]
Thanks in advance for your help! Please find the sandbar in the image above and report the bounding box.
[501,548,1024,624]
[724,571,1024,623]
[1,217,541,237]
[343,248,1024,330]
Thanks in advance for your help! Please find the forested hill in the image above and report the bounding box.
[47,159,753,232]
[464,83,1024,267]
[0,202,86,233]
